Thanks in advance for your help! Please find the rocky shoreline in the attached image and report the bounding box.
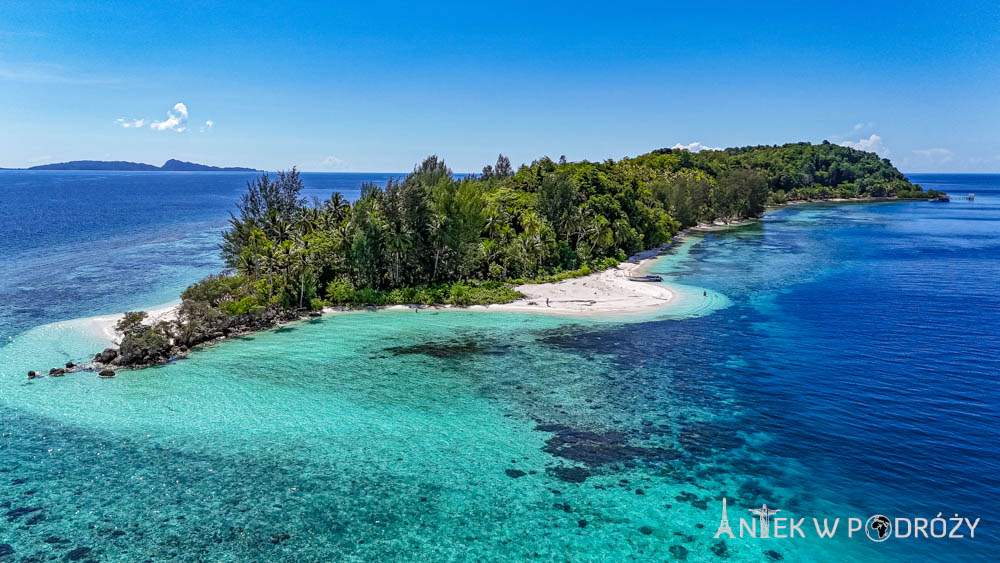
[25,307,316,380]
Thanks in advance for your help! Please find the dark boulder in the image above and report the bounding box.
[98,369,116,379]
[93,348,118,364]
[669,545,688,559]
[65,361,75,369]
[48,368,66,376]
[504,469,527,479]
[0,544,12,558]
[27,371,37,379]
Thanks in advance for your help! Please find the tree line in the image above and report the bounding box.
[104,142,938,367]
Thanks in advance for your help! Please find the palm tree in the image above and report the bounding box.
[295,236,313,308]
[384,220,412,286]
[297,207,320,237]
[266,210,292,242]
[247,228,267,280]
[325,193,349,224]
[260,241,279,301]
[484,202,507,240]
[428,213,447,282]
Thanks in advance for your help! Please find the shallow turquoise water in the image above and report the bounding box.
[2,174,998,561]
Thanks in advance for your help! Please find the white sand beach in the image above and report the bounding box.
[73,303,181,347]
[484,249,672,316]
[73,247,676,351]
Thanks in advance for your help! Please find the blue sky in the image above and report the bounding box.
[1,1,998,172]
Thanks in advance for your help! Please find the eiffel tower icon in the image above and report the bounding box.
[714,497,735,538]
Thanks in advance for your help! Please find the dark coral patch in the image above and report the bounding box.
[4,506,42,522]
[677,421,743,457]
[547,466,590,483]
[384,338,509,359]
[537,424,680,467]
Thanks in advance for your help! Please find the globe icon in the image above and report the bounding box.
[866,514,892,542]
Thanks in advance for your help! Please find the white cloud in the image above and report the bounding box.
[322,155,345,169]
[840,134,889,156]
[150,102,189,132]
[671,141,722,153]
[853,121,874,131]
[912,148,953,165]
[116,117,145,128]
[200,120,214,132]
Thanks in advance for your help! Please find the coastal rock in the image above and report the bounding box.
[48,368,66,376]
[669,545,688,559]
[0,544,12,558]
[94,348,118,364]
[98,369,116,378]
[65,361,75,369]
[27,370,37,379]
[505,469,527,479]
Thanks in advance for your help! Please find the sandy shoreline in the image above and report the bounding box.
[484,251,673,316]
[75,247,678,348]
[70,303,181,348]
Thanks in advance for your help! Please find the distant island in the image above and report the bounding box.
[19,159,257,172]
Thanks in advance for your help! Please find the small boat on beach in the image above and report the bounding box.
[930,194,950,202]
[628,274,663,282]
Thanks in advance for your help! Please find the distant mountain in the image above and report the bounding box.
[158,159,257,172]
[24,159,257,172]
[28,160,160,171]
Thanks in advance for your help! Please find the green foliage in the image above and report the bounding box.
[204,144,920,313]
[220,296,258,316]
[116,311,148,337]
[325,278,356,304]
[182,275,248,306]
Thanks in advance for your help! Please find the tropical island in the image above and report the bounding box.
[13,158,257,171]
[53,141,940,373]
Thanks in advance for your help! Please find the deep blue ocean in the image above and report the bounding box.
[0,171,397,341]
[0,172,997,561]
